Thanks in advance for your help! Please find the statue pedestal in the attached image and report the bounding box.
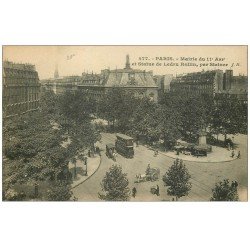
[198,130,207,146]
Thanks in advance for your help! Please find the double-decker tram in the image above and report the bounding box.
[115,133,134,158]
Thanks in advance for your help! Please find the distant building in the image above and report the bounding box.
[170,69,247,103]
[218,74,248,103]
[41,75,81,94]
[3,61,40,118]
[78,55,158,102]
[170,70,224,96]
[41,55,158,101]
[163,74,174,92]
[154,74,174,100]
[81,72,102,85]
[153,75,165,96]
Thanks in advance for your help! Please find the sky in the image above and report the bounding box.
[3,46,247,79]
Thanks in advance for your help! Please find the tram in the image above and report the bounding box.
[115,133,134,158]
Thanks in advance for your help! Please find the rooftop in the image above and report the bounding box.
[3,61,36,71]
[116,133,133,140]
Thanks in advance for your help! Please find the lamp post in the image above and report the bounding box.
[84,157,88,176]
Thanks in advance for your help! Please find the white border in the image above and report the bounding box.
[0,1,249,250]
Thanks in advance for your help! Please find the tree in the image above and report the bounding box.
[46,181,72,201]
[157,104,182,150]
[211,95,245,141]
[160,92,213,143]
[97,88,139,132]
[210,179,239,201]
[40,90,59,117]
[70,157,77,179]
[2,108,71,201]
[162,159,192,201]
[58,90,96,124]
[2,88,102,201]
[99,164,130,201]
[129,97,160,142]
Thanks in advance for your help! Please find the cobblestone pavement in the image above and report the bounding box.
[73,133,247,201]
[161,146,237,163]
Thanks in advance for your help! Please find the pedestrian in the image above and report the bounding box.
[113,152,116,162]
[73,196,78,201]
[156,184,160,196]
[132,187,137,198]
[96,146,100,156]
[237,151,241,159]
[231,150,235,158]
[231,181,238,189]
[234,181,238,188]
[146,164,151,175]
[88,150,91,157]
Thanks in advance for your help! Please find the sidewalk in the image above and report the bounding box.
[158,146,238,163]
[69,154,101,189]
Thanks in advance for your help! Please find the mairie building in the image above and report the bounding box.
[78,55,158,102]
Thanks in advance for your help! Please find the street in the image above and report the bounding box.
[73,133,248,201]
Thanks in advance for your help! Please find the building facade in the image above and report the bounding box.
[41,75,81,94]
[170,69,248,102]
[217,74,248,103]
[3,61,40,118]
[170,70,224,96]
[78,55,159,102]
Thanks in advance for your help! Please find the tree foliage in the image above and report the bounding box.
[210,179,239,201]
[57,90,101,156]
[2,110,72,200]
[129,97,160,140]
[46,181,72,201]
[40,90,59,117]
[162,159,192,200]
[211,95,247,140]
[58,90,96,123]
[97,88,140,132]
[99,164,130,201]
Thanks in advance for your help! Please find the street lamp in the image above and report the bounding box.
[85,157,88,176]
[71,157,77,179]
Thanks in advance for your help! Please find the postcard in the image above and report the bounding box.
[2,45,247,201]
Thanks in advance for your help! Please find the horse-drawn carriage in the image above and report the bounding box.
[135,165,160,183]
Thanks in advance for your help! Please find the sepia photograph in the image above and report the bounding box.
[2,45,248,202]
